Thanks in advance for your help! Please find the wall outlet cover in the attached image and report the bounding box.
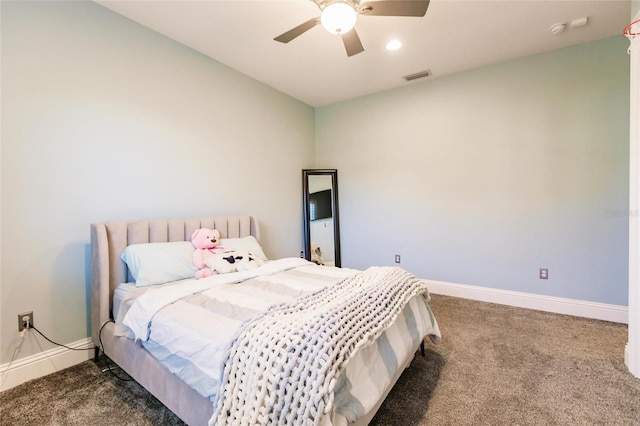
[18,311,33,332]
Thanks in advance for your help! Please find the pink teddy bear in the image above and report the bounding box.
[191,228,228,279]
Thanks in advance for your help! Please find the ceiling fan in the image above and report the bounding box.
[274,0,430,57]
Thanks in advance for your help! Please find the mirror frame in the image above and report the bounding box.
[302,169,341,267]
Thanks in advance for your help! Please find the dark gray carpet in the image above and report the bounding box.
[372,295,640,425]
[2,295,639,425]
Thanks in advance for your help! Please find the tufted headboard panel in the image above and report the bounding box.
[90,215,259,346]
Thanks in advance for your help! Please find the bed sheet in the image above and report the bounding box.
[115,258,440,425]
[113,283,136,320]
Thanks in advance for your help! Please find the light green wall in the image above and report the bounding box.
[0,1,315,363]
[316,36,630,305]
[633,0,640,19]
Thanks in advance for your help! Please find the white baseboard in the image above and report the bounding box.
[0,337,94,392]
[424,279,628,324]
[626,343,630,366]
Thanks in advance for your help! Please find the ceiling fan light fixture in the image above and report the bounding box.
[386,39,402,51]
[321,2,357,35]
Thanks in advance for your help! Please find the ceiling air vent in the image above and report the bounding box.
[403,70,432,82]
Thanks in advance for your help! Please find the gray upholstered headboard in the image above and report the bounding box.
[90,215,259,347]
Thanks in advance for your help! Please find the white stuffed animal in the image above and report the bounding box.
[310,242,325,265]
[204,251,264,274]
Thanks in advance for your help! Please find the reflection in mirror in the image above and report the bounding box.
[302,169,341,267]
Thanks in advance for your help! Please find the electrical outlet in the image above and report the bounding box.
[539,268,549,280]
[395,254,401,264]
[18,311,33,332]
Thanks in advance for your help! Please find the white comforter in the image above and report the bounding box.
[116,258,440,425]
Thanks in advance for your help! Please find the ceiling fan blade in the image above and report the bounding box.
[274,17,320,43]
[358,0,430,17]
[341,29,364,57]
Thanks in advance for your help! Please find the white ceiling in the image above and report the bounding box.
[95,0,631,107]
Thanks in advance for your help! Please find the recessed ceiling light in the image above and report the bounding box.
[386,39,402,51]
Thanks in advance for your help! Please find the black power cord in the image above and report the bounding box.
[27,319,132,382]
[30,325,95,351]
[97,319,132,382]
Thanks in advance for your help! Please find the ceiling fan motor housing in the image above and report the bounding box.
[321,2,358,35]
[274,0,430,57]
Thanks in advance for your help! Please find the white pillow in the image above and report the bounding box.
[218,236,268,261]
[121,241,197,287]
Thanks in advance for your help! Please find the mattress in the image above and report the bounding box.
[113,283,136,320]
[114,258,440,425]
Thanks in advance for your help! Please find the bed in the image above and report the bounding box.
[91,215,440,425]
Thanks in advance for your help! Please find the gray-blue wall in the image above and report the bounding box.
[316,36,630,306]
[1,1,315,364]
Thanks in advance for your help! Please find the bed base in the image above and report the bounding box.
[91,215,427,425]
[99,320,425,426]
[100,322,213,425]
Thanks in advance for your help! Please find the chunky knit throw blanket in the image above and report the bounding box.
[209,266,431,426]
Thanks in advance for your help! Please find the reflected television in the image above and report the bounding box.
[310,189,332,221]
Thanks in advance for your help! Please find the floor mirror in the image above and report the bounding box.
[302,169,341,267]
